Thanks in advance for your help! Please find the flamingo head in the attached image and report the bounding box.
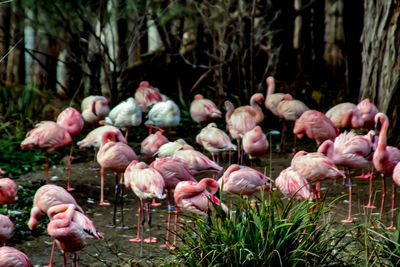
[194,94,204,100]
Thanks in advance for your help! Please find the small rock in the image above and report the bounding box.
[50,176,58,181]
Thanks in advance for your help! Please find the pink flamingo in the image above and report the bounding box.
[0,215,13,246]
[196,123,236,162]
[28,184,84,267]
[154,139,194,157]
[356,98,378,129]
[21,121,72,184]
[218,164,271,197]
[190,94,222,124]
[124,161,165,251]
[0,246,33,267]
[140,131,169,158]
[373,113,400,227]
[104,97,142,140]
[145,100,181,134]
[0,169,17,213]
[293,110,339,149]
[172,150,222,176]
[275,167,311,201]
[291,151,345,200]
[264,76,292,117]
[97,130,137,227]
[134,81,163,113]
[318,131,374,222]
[57,107,84,191]
[242,126,269,166]
[325,103,364,131]
[390,162,400,229]
[81,95,110,125]
[233,93,265,125]
[46,203,103,267]
[150,157,196,249]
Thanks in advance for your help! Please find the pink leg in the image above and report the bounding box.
[387,183,397,230]
[161,192,173,248]
[148,126,153,136]
[73,252,78,267]
[172,207,179,249]
[151,198,162,207]
[125,127,130,141]
[341,171,353,223]
[144,202,157,243]
[45,153,50,184]
[379,174,386,221]
[237,139,241,164]
[217,153,220,163]
[67,144,75,191]
[129,199,142,242]
[44,240,56,267]
[364,172,376,209]
[63,252,68,267]
[100,167,110,205]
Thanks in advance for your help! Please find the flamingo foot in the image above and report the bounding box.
[151,200,162,207]
[129,237,141,242]
[364,204,376,209]
[144,236,157,243]
[160,242,176,250]
[67,187,75,191]
[386,225,396,231]
[341,218,353,223]
[355,173,372,179]
[100,201,111,206]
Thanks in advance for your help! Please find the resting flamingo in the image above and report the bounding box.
[150,157,196,249]
[0,215,13,246]
[0,246,33,267]
[154,139,194,157]
[0,169,17,213]
[81,95,110,125]
[190,94,222,124]
[141,131,169,158]
[145,100,181,134]
[134,81,163,113]
[325,103,364,131]
[373,113,400,228]
[172,150,222,176]
[356,98,378,129]
[97,130,137,227]
[275,167,311,201]
[242,126,269,166]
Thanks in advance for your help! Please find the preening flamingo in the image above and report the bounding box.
[325,102,364,131]
[356,98,378,129]
[150,157,196,249]
[140,131,169,158]
[275,167,310,201]
[190,94,222,124]
[145,100,181,134]
[134,81,163,113]
[104,97,142,140]
[21,121,72,184]
[373,113,400,227]
[242,126,269,165]
[81,95,110,125]
[196,123,236,162]
[0,215,13,246]
[0,246,33,267]
[97,130,137,227]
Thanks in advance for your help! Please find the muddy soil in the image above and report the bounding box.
[11,150,391,267]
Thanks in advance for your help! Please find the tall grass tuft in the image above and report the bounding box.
[173,191,355,266]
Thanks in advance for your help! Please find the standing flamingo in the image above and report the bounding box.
[242,126,269,166]
[0,215,13,246]
[124,160,165,255]
[81,95,110,125]
[356,98,378,129]
[97,130,137,227]
[218,164,271,197]
[134,81,163,113]
[57,107,84,191]
[46,204,103,267]
[196,123,236,162]
[0,246,33,267]
[21,121,72,184]
[373,113,400,227]
[264,76,292,117]
[190,94,222,124]
[140,131,169,158]
[325,103,364,131]
[104,97,142,140]
[154,139,194,157]
[150,157,196,249]
[145,100,181,134]
[293,110,339,149]
[0,169,17,213]
[275,167,311,201]
[172,150,222,176]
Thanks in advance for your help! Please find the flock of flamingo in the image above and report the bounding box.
[0,78,399,266]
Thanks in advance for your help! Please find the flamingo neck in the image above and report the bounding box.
[266,79,275,100]
[377,117,388,151]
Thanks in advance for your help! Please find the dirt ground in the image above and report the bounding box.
[11,150,392,267]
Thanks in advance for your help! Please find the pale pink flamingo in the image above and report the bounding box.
[356,98,378,129]
[325,103,364,131]
[97,130,137,227]
[28,184,84,267]
[145,100,181,134]
[134,81,163,113]
[0,215,13,246]
[172,150,222,176]
[0,169,17,213]
[124,160,165,253]
[242,126,269,166]
[81,95,110,125]
[21,121,72,184]
[104,97,142,140]
[140,131,169,158]
[0,246,33,267]
[196,123,236,163]
[233,93,265,125]
[318,131,374,222]
[293,110,339,149]
[373,113,400,227]
[291,151,345,200]
[264,76,292,117]
[46,203,103,267]
[154,139,194,157]
[389,162,400,229]
[57,107,84,191]
[275,167,311,200]
[150,157,196,249]
[218,164,271,197]
[190,94,222,124]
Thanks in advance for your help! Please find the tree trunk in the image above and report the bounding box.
[360,1,400,145]
[0,4,11,84]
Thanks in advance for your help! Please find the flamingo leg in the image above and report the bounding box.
[117,173,128,229]
[44,240,56,267]
[293,135,297,154]
[99,167,110,206]
[90,147,99,170]
[67,144,75,191]
[110,172,120,227]
[237,139,241,164]
[45,153,50,184]
[63,252,68,267]
[151,198,162,207]
[387,182,397,230]
[217,153,220,163]
[161,192,172,248]
[172,207,179,249]
[341,170,353,223]
[73,252,78,267]
[144,201,157,243]
[129,198,142,242]
[124,127,130,141]
[280,119,287,153]
[364,171,376,209]
[379,174,386,221]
